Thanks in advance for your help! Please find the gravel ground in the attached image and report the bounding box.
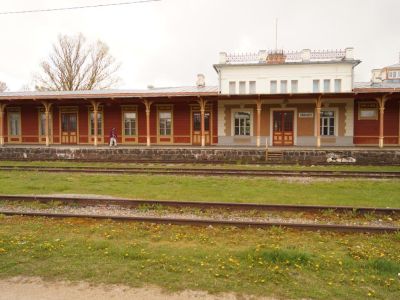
[0,202,397,227]
[0,276,275,300]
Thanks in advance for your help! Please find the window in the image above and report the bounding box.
[123,112,137,136]
[239,81,246,94]
[334,79,342,92]
[323,79,330,92]
[39,111,52,136]
[358,102,378,120]
[89,111,103,136]
[291,80,298,93]
[159,111,172,136]
[320,111,335,136]
[270,80,277,93]
[313,80,320,92]
[229,81,236,94]
[249,81,256,94]
[389,71,400,79]
[8,111,20,136]
[234,112,251,136]
[280,80,287,93]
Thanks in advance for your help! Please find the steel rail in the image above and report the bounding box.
[0,165,399,178]
[0,195,399,215]
[0,210,398,233]
[1,159,399,166]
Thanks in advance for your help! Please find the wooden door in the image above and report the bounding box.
[192,111,211,145]
[273,111,294,146]
[61,113,78,144]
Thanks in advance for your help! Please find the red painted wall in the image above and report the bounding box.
[384,99,400,144]
[104,104,122,144]
[173,102,191,144]
[21,104,39,143]
[354,99,399,145]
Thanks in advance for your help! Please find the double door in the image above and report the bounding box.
[192,111,211,145]
[273,111,294,146]
[61,113,78,144]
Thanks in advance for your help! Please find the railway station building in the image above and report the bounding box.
[0,48,399,148]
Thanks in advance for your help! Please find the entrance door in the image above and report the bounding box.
[192,111,211,145]
[273,111,294,146]
[61,113,78,144]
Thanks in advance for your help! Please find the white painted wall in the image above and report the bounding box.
[218,63,355,94]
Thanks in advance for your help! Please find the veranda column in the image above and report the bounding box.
[315,96,322,148]
[197,97,208,147]
[0,103,6,146]
[256,97,262,147]
[377,95,388,148]
[90,101,100,147]
[143,99,153,147]
[41,101,53,147]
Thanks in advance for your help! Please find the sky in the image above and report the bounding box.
[0,0,399,91]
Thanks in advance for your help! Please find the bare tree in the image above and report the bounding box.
[34,34,120,91]
[0,81,7,92]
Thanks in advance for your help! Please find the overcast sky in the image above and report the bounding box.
[0,0,399,91]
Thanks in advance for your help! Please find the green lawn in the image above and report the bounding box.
[1,160,400,172]
[0,216,399,299]
[0,171,399,208]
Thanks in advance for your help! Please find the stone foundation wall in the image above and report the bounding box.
[0,147,399,165]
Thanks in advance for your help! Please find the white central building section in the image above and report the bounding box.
[215,48,358,94]
[213,48,360,147]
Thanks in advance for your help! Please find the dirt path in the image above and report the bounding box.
[0,277,274,300]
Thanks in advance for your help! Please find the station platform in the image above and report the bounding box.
[0,145,399,165]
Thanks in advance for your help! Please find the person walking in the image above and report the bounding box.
[109,127,117,147]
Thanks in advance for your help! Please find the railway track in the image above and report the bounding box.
[0,210,398,233]
[1,195,399,233]
[0,165,399,178]
[1,194,399,215]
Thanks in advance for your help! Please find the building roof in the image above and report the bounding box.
[215,49,360,69]
[354,81,400,91]
[0,86,219,100]
[385,63,400,69]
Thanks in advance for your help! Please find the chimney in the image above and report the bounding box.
[345,47,354,60]
[301,49,311,61]
[219,52,227,64]
[196,74,205,88]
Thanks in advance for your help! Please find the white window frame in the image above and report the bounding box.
[270,80,277,93]
[229,81,236,94]
[320,108,339,137]
[38,109,53,137]
[239,81,246,94]
[313,80,320,93]
[249,81,256,94]
[89,109,103,136]
[231,109,253,137]
[7,108,21,137]
[323,79,330,93]
[280,80,288,93]
[159,110,172,136]
[123,111,137,137]
[334,79,342,92]
[291,80,298,93]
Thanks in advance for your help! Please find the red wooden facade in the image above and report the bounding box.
[1,98,218,146]
[0,91,399,147]
[353,98,400,145]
